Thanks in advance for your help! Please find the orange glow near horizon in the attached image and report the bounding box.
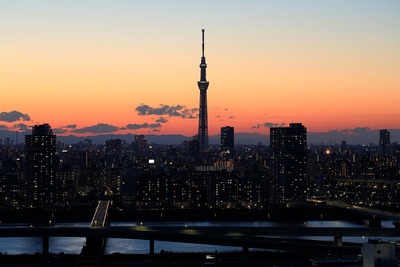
[1,1,400,138]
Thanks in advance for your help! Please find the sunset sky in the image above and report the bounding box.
[1,1,399,138]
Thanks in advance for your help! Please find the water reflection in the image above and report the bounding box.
[0,220,397,255]
[0,237,42,254]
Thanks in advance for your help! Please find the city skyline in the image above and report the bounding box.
[1,1,399,140]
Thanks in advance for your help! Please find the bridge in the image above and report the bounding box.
[77,200,110,266]
[2,200,400,265]
[90,200,110,228]
[325,200,400,227]
[1,224,400,264]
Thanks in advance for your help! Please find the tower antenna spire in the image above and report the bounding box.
[202,29,205,57]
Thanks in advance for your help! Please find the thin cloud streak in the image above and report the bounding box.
[125,123,162,130]
[72,123,119,134]
[251,122,286,129]
[136,104,198,119]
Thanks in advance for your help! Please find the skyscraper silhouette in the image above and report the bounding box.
[379,129,391,156]
[221,126,234,153]
[197,29,209,152]
[270,123,307,204]
[25,124,57,207]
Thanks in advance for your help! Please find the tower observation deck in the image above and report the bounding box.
[197,29,209,152]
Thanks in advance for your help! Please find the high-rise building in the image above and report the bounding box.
[134,135,147,151]
[0,158,22,208]
[379,129,391,156]
[105,139,122,155]
[270,123,307,204]
[197,29,209,152]
[5,136,11,147]
[221,126,234,153]
[24,124,57,207]
[183,138,200,156]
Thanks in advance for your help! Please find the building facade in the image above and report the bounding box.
[221,126,234,154]
[379,129,391,156]
[270,123,307,204]
[24,124,57,207]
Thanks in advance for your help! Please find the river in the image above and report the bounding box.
[0,220,397,255]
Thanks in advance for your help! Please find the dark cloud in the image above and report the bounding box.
[0,110,30,122]
[72,123,119,134]
[136,104,198,119]
[53,124,76,134]
[251,122,285,129]
[216,115,222,118]
[14,123,29,131]
[228,116,235,120]
[0,124,9,130]
[53,128,68,134]
[180,108,198,119]
[156,117,168,123]
[62,124,77,129]
[152,128,161,132]
[263,122,286,128]
[336,127,371,135]
[125,123,161,130]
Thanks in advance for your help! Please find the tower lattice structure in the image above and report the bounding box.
[197,29,209,152]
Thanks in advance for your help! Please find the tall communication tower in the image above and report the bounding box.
[197,29,209,152]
